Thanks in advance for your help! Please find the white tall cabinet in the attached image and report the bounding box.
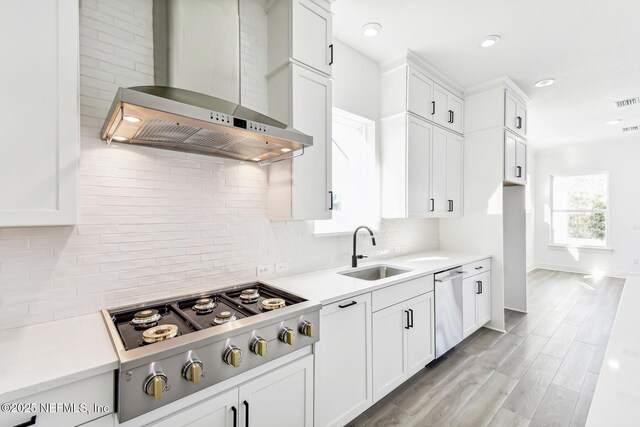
[439,77,531,332]
[267,0,333,220]
[0,0,79,227]
[380,51,464,220]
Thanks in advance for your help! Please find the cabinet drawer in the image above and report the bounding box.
[462,258,491,278]
[372,275,434,312]
[4,371,114,427]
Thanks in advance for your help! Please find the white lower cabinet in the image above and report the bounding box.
[152,388,238,427]
[316,294,373,427]
[372,292,435,402]
[462,270,492,339]
[153,355,313,427]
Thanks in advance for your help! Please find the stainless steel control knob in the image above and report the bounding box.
[279,327,295,346]
[250,337,268,357]
[143,372,168,400]
[182,359,204,385]
[223,346,242,368]
[299,320,315,338]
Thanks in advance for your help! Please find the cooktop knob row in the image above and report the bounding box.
[251,336,268,356]
[299,320,315,338]
[279,327,295,345]
[182,359,204,384]
[144,370,168,400]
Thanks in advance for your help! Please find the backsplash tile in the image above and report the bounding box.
[0,0,439,330]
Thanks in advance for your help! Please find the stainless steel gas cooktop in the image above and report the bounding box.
[102,282,320,422]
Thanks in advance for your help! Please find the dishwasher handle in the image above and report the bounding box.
[434,270,466,282]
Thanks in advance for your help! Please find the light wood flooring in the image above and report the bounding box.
[346,269,625,427]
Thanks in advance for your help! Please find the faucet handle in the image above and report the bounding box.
[357,255,368,260]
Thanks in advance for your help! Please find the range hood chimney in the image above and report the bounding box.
[100,0,311,163]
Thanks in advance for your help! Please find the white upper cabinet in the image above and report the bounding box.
[268,0,333,76]
[504,131,527,186]
[268,64,332,220]
[0,0,79,227]
[407,68,434,120]
[505,91,528,138]
[381,63,464,135]
[382,114,463,219]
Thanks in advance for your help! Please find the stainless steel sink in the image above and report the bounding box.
[339,265,412,281]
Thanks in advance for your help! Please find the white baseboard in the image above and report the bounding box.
[504,306,528,314]
[532,263,630,279]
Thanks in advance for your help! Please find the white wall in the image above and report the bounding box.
[534,139,640,276]
[526,147,536,271]
[0,1,439,331]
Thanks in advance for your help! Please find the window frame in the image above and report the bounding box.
[314,107,379,236]
[549,171,611,250]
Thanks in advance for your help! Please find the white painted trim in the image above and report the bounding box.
[504,306,528,314]
[533,264,629,279]
[464,76,530,102]
[482,325,507,334]
[546,244,613,253]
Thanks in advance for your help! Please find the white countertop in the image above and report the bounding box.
[587,276,640,426]
[0,312,118,403]
[264,250,490,305]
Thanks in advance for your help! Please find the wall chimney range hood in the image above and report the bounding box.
[100,0,312,163]
[101,86,312,163]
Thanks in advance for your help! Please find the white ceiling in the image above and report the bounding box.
[332,0,640,149]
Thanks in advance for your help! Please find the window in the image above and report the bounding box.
[315,108,378,234]
[550,172,609,247]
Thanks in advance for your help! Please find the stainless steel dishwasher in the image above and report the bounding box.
[434,267,464,358]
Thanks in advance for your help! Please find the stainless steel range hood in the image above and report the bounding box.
[101,86,311,162]
[100,0,312,163]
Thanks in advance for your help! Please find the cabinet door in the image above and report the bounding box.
[476,272,492,326]
[291,65,332,219]
[433,84,449,127]
[316,294,373,427]
[0,0,78,226]
[406,292,435,377]
[445,134,463,215]
[504,92,518,134]
[372,301,408,402]
[407,68,434,120]
[516,141,527,185]
[407,116,432,217]
[430,128,448,215]
[462,277,479,338]
[447,95,464,134]
[239,355,314,427]
[153,388,239,427]
[292,0,332,75]
[504,132,518,183]
[516,103,527,138]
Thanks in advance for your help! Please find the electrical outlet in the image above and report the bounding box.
[633,258,639,265]
[256,264,272,276]
[275,262,289,273]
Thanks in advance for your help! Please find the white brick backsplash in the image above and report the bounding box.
[0,0,440,330]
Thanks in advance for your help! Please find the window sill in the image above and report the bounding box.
[547,244,613,253]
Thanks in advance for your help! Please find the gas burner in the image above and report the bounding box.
[130,309,162,329]
[142,324,178,343]
[192,298,216,314]
[212,310,237,325]
[261,298,286,311]
[239,288,260,303]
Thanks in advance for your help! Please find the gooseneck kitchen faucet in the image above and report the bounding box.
[352,226,376,267]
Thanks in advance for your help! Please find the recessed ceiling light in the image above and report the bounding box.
[281,148,292,153]
[251,157,261,162]
[534,78,555,88]
[479,35,501,48]
[123,116,141,123]
[361,22,382,37]
[606,119,622,125]
[111,136,128,142]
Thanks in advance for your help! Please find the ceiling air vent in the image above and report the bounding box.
[613,97,640,108]
[622,125,639,132]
